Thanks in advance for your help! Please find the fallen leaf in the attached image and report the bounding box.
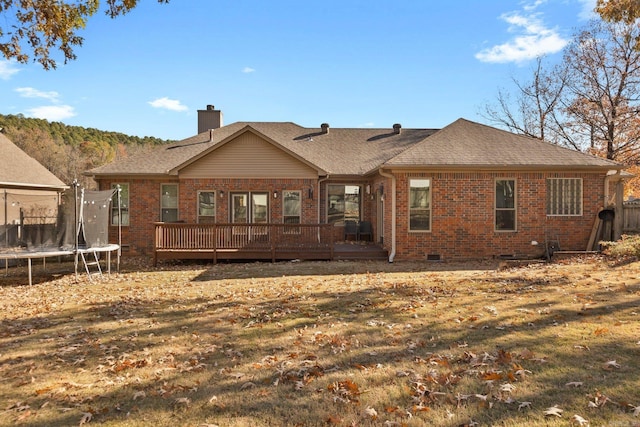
[572,414,589,426]
[603,360,621,370]
[565,381,583,388]
[363,406,378,419]
[79,412,92,425]
[544,405,563,417]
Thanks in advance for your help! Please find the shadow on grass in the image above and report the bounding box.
[1,258,639,426]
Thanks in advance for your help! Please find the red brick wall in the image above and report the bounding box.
[391,171,606,260]
[98,171,608,260]
[99,177,318,255]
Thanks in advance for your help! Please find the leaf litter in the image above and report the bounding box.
[0,255,639,425]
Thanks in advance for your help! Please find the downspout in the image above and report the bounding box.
[604,169,623,241]
[378,168,396,263]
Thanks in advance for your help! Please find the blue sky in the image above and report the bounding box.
[1,0,597,141]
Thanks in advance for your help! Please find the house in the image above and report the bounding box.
[0,132,68,250]
[86,105,626,262]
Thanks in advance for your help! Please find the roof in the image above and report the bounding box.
[0,133,68,190]
[88,118,622,177]
[385,118,621,170]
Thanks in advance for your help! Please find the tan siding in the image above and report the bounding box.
[181,133,317,179]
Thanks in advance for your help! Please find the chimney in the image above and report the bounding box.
[321,123,329,134]
[198,105,223,133]
[393,123,402,134]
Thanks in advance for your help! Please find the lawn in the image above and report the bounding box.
[1,256,639,426]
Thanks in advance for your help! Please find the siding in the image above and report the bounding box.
[180,132,318,179]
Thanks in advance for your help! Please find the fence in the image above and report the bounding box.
[623,201,640,233]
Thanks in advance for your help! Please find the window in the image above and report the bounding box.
[495,179,516,231]
[231,192,269,223]
[409,179,431,231]
[283,191,301,224]
[327,185,360,224]
[161,184,178,222]
[198,191,216,223]
[547,178,582,216]
[111,183,129,226]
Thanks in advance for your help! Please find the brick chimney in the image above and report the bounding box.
[198,105,223,133]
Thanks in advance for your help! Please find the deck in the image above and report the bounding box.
[154,223,387,265]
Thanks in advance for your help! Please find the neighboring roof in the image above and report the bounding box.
[88,118,623,177]
[0,133,67,190]
[385,118,621,170]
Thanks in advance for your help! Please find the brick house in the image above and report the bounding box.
[86,105,626,262]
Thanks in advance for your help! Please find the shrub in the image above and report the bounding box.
[601,234,640,258]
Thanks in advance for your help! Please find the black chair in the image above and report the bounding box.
[358,221,373,241]
[344,220,359,241]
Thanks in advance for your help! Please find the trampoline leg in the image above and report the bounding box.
[28,258,32,286]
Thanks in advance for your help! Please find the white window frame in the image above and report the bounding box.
[409,178,431,232]
[495,178,516,232]
[110,183,129,226]
[160,183,179,222]
[197,190,216,223]
[547,178,583,216]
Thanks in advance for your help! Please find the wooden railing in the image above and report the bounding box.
[154,222,335,264]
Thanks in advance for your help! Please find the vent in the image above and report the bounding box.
[393,123,402,134]
[321,123,329,134]
[426,254,441,261]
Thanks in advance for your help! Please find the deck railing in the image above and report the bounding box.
[154,222,335,264]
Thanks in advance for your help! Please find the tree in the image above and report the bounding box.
[485,20,640,164]
[482,57,571,145]
[560,20,640,162]
[0,0,169,69]
[596,0,640,23]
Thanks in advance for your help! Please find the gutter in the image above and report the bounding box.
[378,168,396,263]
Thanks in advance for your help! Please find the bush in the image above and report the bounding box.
[601,234,640,258]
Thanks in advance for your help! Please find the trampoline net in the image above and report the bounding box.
[79,189,116,248]
[1,187,117,251]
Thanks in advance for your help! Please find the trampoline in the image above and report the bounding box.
[1,182,121,285]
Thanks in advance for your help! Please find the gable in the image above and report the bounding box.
[179,131,318,179]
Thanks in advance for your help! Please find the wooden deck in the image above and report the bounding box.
[154,222,387,264]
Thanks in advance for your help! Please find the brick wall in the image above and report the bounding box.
[100,177,318,255]
[98,171,608,260]
[391,171,607,260]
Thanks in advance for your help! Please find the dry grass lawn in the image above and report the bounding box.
[1,255,640,426]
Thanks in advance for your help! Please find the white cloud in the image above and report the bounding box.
[577,0,597,20]
[475,11,568,63]
[0,60,20,80]
[15,87,60,102]
[242,67,256,73]
[26,105,76,121]
[148,97,188,112]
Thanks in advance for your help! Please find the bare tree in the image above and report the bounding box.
[482,57,570,146]
[484,20,640,165]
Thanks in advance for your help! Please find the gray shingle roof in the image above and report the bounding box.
[0,133,67,190]
[88,118,622,177]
